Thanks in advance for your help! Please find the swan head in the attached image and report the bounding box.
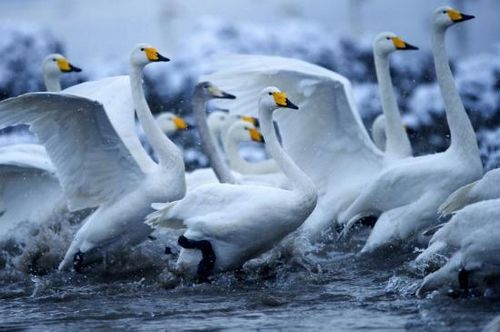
[259,87,299,112]
[228,120,264,143]
[155,112,188,135]
[42,53,82,77]
[373,32,418,55]
[433,6,475,30]
[207,111,229,133]
[195,81,236,101]
[130,43,170,67]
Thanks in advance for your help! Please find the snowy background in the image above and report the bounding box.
[0,0,499,170]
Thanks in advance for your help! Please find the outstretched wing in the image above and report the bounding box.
[0,93,145,211]
[203,54,383,227]
[65,76,156,171]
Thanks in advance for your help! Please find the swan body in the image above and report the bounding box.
[417,214,500,296]
[146,87,317,279]
[415,199,500,265]
[439,168,500,217]
[338,7,483,253]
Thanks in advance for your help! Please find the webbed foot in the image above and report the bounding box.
[178,235,216,283]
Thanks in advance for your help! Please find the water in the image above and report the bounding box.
[1,230,499,332]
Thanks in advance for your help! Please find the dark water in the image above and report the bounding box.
[1,232,499,332]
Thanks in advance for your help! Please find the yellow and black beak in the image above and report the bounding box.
[392,37,419,51]
[57,58,82,73]
[240,115,260,128]
[173,116,188,130]
[248,127,265,143]
[145,47,170,62]
[272,91,299,110]
[448,9,475,23]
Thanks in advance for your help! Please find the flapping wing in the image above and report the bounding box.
[65,76,156,171]
[203,54,383,219]
[0,144,55,173]
[0,93,145,211]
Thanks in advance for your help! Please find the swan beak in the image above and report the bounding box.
[145,48,170,62]
[57,58,82,73]
[448,9,475,22]
[240,115,260,128]
[209,86,236,99]
[392,37,419,51]
[273,92,299,110]
[173,116,188,130]
[248,128,265,143]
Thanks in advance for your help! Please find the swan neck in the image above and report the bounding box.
[373,51,411,158]
[129,66,183,169]
[432,27,479,155]
[44,73,61,92]
[193,93,236,184]
[259,105,315,194]
[224,130,250,173]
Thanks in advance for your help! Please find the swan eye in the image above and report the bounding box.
[52,58,56,62]
[268,92,272,96]
[442,10,447,14]
[140,48,145,51]
[386,37,391,40]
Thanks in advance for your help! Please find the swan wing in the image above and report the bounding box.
[64,76,156,171]
[0,92,145,211]
[204,54,383,222]
[0,144,55,174]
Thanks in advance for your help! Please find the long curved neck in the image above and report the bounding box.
[371,114,387,151]
[432,26,479,155]
[193,94,236,184]
[44,73,61,92]
[374,51,412,158]
[259,105,314,194]
[224,131,250,173]
[129,66,182,169]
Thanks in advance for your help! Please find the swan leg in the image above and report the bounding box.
[73,251,84,273]
[178,235,216,282]
[458,268,469,296]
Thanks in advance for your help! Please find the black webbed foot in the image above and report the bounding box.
[178,235,216,283]
[73,251,84,273]
[458,268,469,296]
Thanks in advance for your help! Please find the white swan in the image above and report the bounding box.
[0,44,187,272]
[224,120,280,175]
[371,114,387,152]
[416,203,500,296]
[415,199,500,266]
[146,87,317,280]
[42,53,82,92]
[155,112,188,135]
[338,6,483,253]
[438,168,500,217]
[372,32,416,159]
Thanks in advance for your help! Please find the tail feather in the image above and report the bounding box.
[438,182,477,217]
[145,202,184,229]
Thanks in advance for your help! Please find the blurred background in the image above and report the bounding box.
[0,0,499,169]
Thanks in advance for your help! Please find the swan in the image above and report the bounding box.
[223,120,280,175]
[0,44,187,272]
[338,6,483,253]
[155,112,188,135]
[42,53,82,92]
[146,87,317,281]
[438,168,500,217]
[202,35,416,242]
[415,199,500,266]
[416,209,500,297]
